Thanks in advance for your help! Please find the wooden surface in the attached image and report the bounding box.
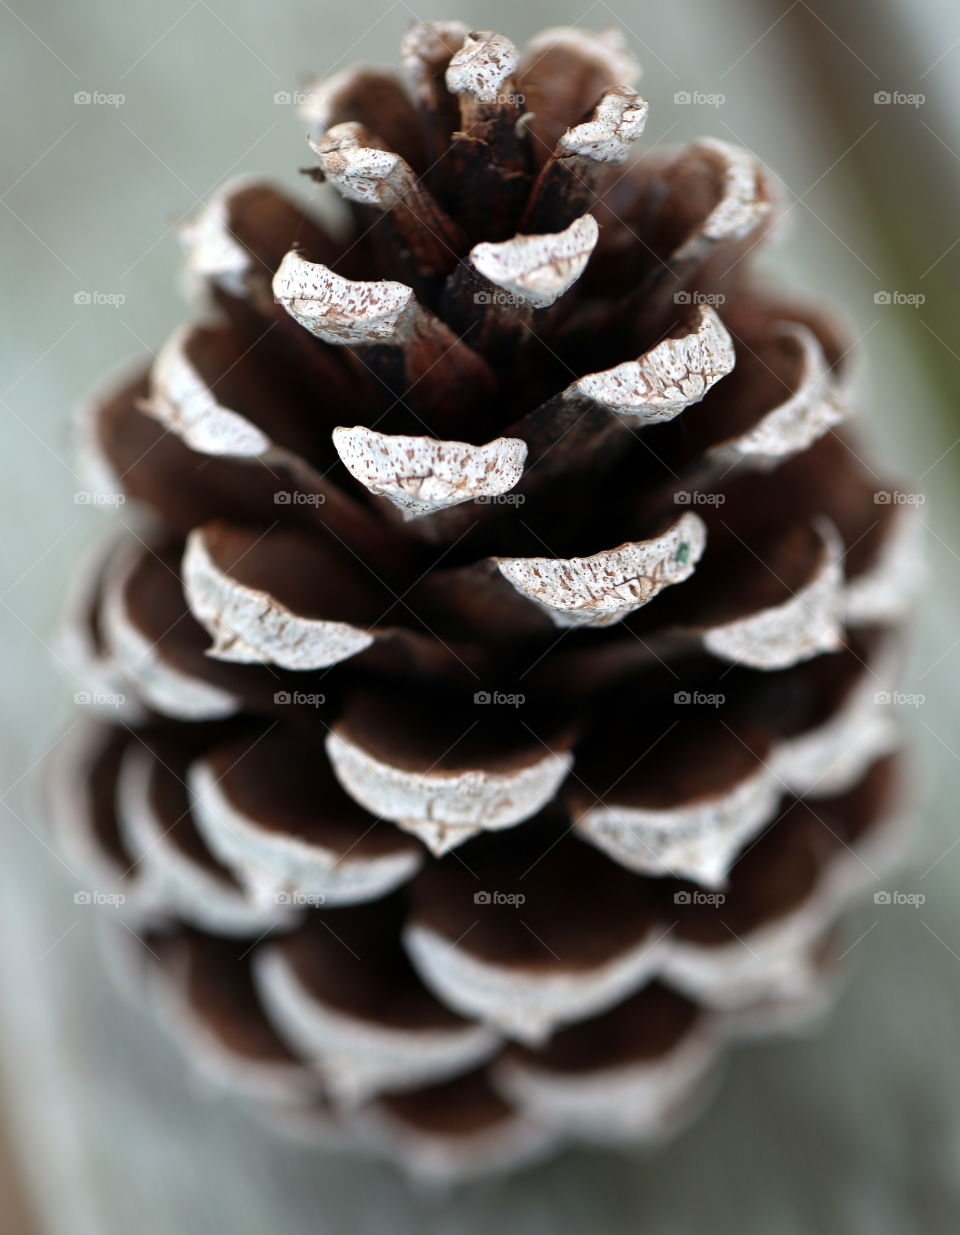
[1,0,958,1231]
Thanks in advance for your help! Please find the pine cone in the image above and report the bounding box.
[58,22,921,1182]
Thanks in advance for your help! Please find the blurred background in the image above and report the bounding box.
[1,0,959,1230]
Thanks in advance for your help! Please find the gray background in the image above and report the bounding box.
[1,0,959,1230]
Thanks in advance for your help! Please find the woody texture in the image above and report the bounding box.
[57,21,921,1182]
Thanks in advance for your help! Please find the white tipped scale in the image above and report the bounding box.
[662,783,906,1014]
[155,983,316,1107]
[187,758,423,909]
[179,175,262,300]
[494,1026,718,1144]
[356,1094,556,1186]
[494,514,706,629]
[308,123,466,276]
[146,325,271,458]
[521,26,642,87]
[253,946,499,1106]
[100,545,239,721]
[574,765,781,887]
[404,922,667,1045]
[718,966,839,1039]
[675,139,772,258]
[662,873,856,1011]
[116,746,292,937]
[569,305,735,423]
[844,500,925,626]
[575,635,898,886]
[773,643,900,799]
[333,426,527,520]
[152,946,319,1107]
[325,730,573,856]
[143,324,349,507]
[559,87,649,164]
[445,31,519,103]
[665,919,831,1011]
[308,123,405,208]
[58,534,145,724]
[272,252,414,345]
[520,88,649,233]
[297,68,352,137]
[699,520,845,670]
[297,67,373,138]
[73,355,145,507]
[274,246,495,439]
[182,527,375,671]
[469,214,599,309]
[400,20,470,89]
[711,323,847,467]
[49,725,152,918]
[257,1102,357,1153]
